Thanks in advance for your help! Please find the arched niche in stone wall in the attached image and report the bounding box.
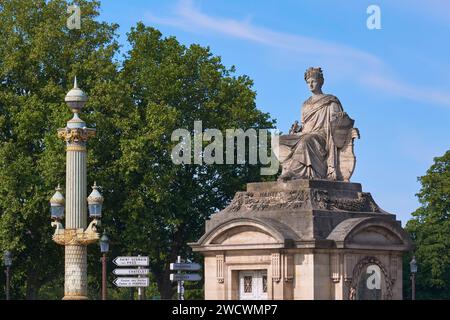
[210,225,278,245]
[327,217,412,251]
[195,217,298,250]
[348,256,393,300]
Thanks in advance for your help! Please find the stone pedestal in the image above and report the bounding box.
[190,179,412,300]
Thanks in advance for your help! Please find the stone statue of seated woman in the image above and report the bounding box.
[275,67,360,182]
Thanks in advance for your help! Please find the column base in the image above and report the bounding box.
[62,295,89,300]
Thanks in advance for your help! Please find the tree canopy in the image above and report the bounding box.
[0,0,274,299]
[405,150,450,299]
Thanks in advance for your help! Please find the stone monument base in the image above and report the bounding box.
[190,179,412,300]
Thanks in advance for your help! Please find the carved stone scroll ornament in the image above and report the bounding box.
[216,254,224,283]
[272,253,281,282]
[328,192,380,212]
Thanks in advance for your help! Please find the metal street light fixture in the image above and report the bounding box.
[99,232,109,300]
[410,256,418,300]
[50,185,65,220]
[88,182,104,219]
[3,251,12,300]
[3,251,12,267]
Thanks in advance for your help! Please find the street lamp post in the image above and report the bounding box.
[49,78,102,300]
[3,251,12,300]
[410,256,418,300]
[99,232,109,301]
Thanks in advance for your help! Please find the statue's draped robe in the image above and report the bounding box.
[280,94,343,180]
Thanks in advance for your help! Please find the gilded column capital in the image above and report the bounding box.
[57,127,96,144]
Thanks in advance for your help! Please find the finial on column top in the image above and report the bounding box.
[65,76,88,113]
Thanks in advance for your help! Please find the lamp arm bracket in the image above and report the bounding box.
[52,222,100,246]
[51,221,65,235]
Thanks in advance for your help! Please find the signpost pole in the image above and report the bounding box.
[170,258,202,300]
[137,255,143,301]
[102,253,107,300]
[129,288,133,300]
[177,256,184,300]
[5,266,10,301]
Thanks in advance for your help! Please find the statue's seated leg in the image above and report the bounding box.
[278,134,327,181]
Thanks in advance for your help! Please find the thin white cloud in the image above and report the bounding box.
[146,0,382,68]
[145,0,450,108]
[362,74,450,107]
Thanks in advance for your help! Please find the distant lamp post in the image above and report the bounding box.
[100,232,110,254]
[3,251,12,300]
[99,232,109,300]
[410,256,418,300]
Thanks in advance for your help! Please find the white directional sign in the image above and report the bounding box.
[113,277,149,287]
[170,273,202,282]
[170,263,201,271]
[113,268,149,276]
[113,256,149,266]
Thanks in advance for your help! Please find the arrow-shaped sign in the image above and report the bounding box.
[113,277,149,287]
[170,273,202,282]
[113,268,149,276]
[113,256,149,266]
[170,263,201,271]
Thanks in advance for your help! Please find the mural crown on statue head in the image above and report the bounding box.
[304,67,324,84]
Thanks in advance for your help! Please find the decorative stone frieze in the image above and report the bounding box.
[223,185,381,214]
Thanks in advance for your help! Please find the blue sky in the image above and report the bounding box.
[97,0,450,225]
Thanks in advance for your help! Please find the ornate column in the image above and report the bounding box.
[51,78,99,300]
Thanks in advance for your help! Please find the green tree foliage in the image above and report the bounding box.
[406,150,450,299]
[0,1,274,299]
[113,23,274,299]
[0,0,122,299]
